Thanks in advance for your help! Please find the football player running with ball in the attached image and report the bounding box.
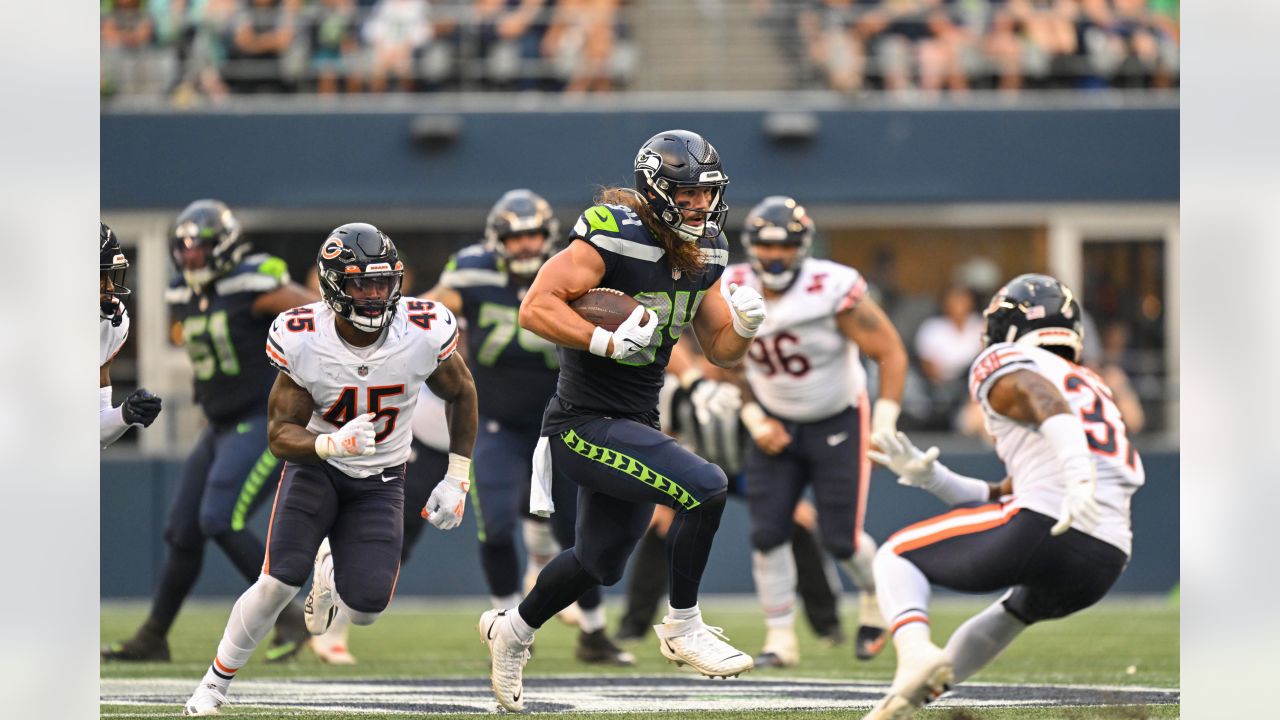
[183,223,478,716]
[862,274,1144,720]
[100,221,162,446]
[478,129,767,712]
[425,189,630,665]
[723,196,908,668]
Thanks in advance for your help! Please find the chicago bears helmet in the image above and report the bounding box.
[316,223,405,333]
[484,189,559,276]
[170,199,246,290]
[633,129,729,242]
[741,196,815,291]
[981,273,1084,362]
[100,222,130,325]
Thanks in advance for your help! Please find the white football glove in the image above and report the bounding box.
[727,282,766,338]
[593,305,659,360]
[690,380,743,427]
[867,430,940,489]
[423,474,470,530]
[1050,475,1101,536]
[315,412,377,459]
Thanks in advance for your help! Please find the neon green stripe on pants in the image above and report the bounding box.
[560,428,701,511]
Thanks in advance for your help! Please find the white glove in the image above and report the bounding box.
[315,412,377,459]
[867,430,940,489]
[590,305,659,360]
[727,282,766,338]
[690,380,743,426]
[1050,475,1101,536]
[423,474,469,530]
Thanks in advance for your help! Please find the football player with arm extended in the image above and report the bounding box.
[100,222,162,447]
[104,201,317,663]
[861,274,1144,720]
[477,129,765,712]
[184,223,478,716]
[723,196,908,668]
[423,190,631,665]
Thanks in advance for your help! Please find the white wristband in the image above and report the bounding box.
[871,398,901,437]
[928,463,993,506]
[589,326,612,357]
[1039,413,1095,482]
[740,402,770,439]
[314,433,336,460]
[447,452,471,483]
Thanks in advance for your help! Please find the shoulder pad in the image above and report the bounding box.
[216,254,289,295]
[571,204,663,261]
[440,246,505,288]
[968,342,1037,401]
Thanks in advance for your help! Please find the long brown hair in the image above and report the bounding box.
[594,187,706,277]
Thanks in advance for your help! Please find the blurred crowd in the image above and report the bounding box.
[102,0,1177,102]
[758,0,1179,95]
[101,0,635,103]
[863,255,1157,438]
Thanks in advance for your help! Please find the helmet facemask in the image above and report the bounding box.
[645,175,730,243]
[99,223,130,325]
[321,266,403,333]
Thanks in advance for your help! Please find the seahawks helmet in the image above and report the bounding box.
[100,222,130,325]
[171,199,246,290]
[634,129,729,242]
[484,189,559,276]
[316,223,404,333]
[982,274,1084,362]
[741,196,815,291]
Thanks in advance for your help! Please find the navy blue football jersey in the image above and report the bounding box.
[166,253,289,425]
[438,244,559,429]
[552,203,728,422]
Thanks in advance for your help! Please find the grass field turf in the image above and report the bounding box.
[101,595,1178,719]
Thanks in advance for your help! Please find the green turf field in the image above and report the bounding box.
[100,595,1178,719]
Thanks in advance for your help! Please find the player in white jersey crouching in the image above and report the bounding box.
[723,197,909,667]
[184,224,478,716]
[862,274,1144,720]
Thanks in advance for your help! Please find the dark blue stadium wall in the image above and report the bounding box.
[101,105,1177,209]
[101,450,1179,598]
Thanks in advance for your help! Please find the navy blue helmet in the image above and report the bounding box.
[633,129,729,242]
[982,274,1084,362]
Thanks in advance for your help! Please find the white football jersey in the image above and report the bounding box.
[970,342,1145,555]
[410,386,452,453]
[100,303,131,367]
[722,258,869,422]
[266,298,459,478]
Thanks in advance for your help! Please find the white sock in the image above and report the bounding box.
[509,607,536,643]
[944,599,1027,682]
[752,544,797,629]
[523,519,560,561]
[578,603,607,633]
[873,547,931,631]
[667,603,700,622]
[839,531,879,592]
[491,592,521,610]
[206,575,299,691]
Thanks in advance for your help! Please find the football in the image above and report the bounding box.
[569,288,646,332]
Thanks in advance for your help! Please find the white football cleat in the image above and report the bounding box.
[304,538,336,635]
[312,609,356,664]
[478,608,533,712]
[863,642,954,720]
[753,625,800,668]
[654,615,753,678]
[183,683,229,716]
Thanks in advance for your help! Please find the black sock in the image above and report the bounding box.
[667,492,726,609]
[792,522,841,637]
[620,525,669,633]
[480,540,521,598]
[140,543,204,638]
[212,529,268,583]
[518,548,598,628]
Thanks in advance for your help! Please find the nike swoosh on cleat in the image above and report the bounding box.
[487,612,505,641]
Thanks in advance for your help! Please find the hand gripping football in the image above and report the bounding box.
[569,288,649,332]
